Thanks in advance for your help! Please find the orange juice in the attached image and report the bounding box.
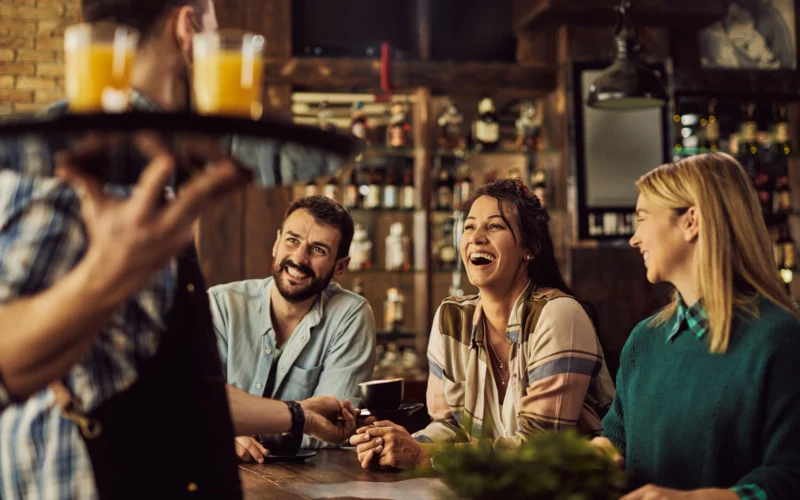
[65,44,135,112]
[193,50,264,119]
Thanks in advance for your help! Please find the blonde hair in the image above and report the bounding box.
[637,152,798,353]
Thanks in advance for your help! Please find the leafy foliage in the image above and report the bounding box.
[418,431,626,500]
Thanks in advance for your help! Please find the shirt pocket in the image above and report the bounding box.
[287,364,323,389]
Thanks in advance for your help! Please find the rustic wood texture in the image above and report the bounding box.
[263,58,555,96]
[197,190,246,287]
[673,68,800,101]
[570,246,671,380]
[512,0,730,32]
[239,449,440,500]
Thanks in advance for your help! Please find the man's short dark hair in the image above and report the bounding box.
[81,0,209,40]
[284,196,354,261]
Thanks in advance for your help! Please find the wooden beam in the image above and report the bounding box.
[673,68,800,101]
[512,0,730,33]
[263,58,555,95]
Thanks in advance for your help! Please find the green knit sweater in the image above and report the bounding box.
[602,296,800,498]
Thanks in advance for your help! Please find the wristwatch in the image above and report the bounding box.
[284,401,305,454]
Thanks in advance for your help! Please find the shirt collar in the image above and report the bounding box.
[470,280,533,346]
[260,277,327,336]
[667,295,709,342]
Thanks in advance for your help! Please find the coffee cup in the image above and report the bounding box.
[358,378,404,415]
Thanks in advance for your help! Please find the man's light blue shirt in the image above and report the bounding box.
[208,277,376,448]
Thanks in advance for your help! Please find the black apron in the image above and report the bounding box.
[78,248,242,499]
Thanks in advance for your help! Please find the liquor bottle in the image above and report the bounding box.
[304,179,319,198]
[401,166,416,210]
[516,101,542,153]
[780,224,796,271]
[774,103,791,156]
[473,97,500,152]
[741,102,759,156]
[385,222,411,271]
[773,169,791,214]
[383,288,406,332]
[350,101,370,145]
[672,108,684,159]
[704,99,719,152]
[383,167,400,209]
[386,102,411,149]
[344,168,360,209]
[453,163,473,210]
[318,101,335,132]
[364,168,382,209]
[348,224,373,271]
[438,219,458,271]
[357,169,370,208]
[779,224,796,287]
[437,100,465,153]
[323,176,339,201]
[435,166,455,211]
[531,169,547,208]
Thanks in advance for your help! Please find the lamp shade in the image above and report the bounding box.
[586,0,668,111]
[587,58,668,110]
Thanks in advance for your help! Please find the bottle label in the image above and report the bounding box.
[742,122,757,142]
[475,122,500,143]
[345,186,359,208]
[384,186,399,208]
[705,121,720,141]
[783,242,796,269]
[402,186,416,209]
[437,187,453,210]
[366,186,381,208]
[776,123,790,143]
[352,123,367,140]
[324,185,338,200]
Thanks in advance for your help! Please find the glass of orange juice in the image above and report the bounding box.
[64,22,138,113]
[192,30,266,120]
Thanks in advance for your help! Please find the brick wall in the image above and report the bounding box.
[0,0,80,116]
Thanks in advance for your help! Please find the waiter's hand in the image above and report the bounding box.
[301,398,359,445]
[55,145,248,309]
[234,436,269,464]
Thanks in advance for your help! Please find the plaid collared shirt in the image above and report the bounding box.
[0,94,176,500]
[667,295,767,500]
[414,283,615,449]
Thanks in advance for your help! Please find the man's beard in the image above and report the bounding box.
[273,257,335,303]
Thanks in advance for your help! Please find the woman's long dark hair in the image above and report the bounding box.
[460,178,573,296]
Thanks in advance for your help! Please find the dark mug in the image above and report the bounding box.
[257,433,300,457]
[358,378,404,415]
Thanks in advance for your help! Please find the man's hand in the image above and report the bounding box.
[234,436,269,464]
[55,148,248,308]
[590,436,625,469]
[621,485,738,500]
[302,398,358,445]
[349,420,428,470]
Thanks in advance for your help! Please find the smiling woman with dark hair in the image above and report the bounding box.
[350,178,615,470]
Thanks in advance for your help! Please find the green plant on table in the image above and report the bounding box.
[417,430,626,500]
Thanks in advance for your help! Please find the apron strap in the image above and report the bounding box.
[50,381,103,439]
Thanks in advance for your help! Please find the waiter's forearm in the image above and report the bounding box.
[226,385,292,436]
[0,252,120,401]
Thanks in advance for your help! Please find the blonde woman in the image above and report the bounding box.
[594,153,800,500]
[351,179,615,469]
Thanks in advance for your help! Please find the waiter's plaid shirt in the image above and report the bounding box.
[414,283,616,449]
[0,94,176,499]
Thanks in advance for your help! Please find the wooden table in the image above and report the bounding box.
[238,449,444,500]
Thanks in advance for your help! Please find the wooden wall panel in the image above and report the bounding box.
[199,0,293,287]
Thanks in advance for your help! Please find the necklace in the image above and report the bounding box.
[483,316,508,386]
